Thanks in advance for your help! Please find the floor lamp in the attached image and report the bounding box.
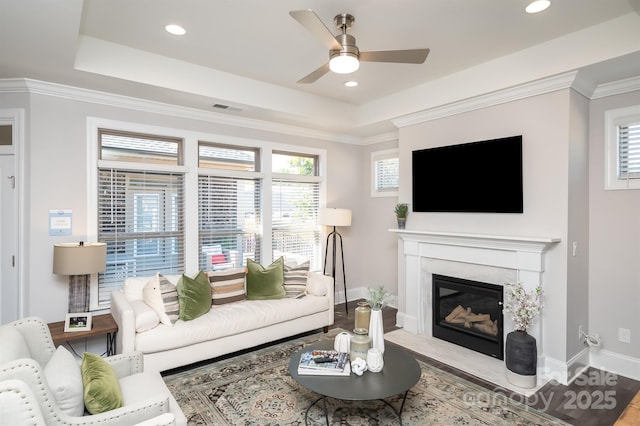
[319,208,352,314]
[53,242,107,313]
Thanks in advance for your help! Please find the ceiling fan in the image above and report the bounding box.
[289,9,430,84]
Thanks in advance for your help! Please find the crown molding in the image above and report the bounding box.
[0,78,364,145]
[591,75,640,99]
[392,71,580,128]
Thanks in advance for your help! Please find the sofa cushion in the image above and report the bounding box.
[177,270,212,321]
[131,300,160,332]
[81,352,124,414]
[143,274,174,326]
[246,257,286,300]
[207,268,246,305]
[159,274,180,323]
[134,295,330,354]
[44,346,84,417]
[283,260,310,298]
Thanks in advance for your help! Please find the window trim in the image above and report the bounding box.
[605,105,640,190]
[88,117,327,310]
[371,148,399,197]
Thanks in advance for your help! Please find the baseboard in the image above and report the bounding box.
[590,348,640,381]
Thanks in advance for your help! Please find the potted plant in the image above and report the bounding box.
[394,203,409,229]
[503,282,544,388]
[366,285,396,353]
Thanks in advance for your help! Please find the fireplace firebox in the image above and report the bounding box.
[432,274,504,359]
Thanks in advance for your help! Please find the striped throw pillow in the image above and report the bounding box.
[159,274,179,323]
[283,261,310,299]
[207,268,247,305]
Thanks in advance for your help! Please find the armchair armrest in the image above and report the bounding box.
[105,351,144,378]
[135,412,176,426]
[0,379,47,425]
[111,290,136,354]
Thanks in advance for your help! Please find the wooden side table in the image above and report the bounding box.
[48,313,118,356]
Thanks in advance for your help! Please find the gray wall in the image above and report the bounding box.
[588,89,640,361]
[19,90,366,323]
[395,89,579,364]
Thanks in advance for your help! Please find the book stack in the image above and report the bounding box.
[297,349,351,376]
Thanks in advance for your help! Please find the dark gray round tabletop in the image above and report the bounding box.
[289,341,421,401]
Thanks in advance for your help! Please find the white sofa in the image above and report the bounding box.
[111,272,334,372]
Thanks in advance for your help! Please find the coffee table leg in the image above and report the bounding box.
[378,390,411,425]
[305,396,329,426]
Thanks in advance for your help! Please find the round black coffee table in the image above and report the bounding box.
[289,341,421,425]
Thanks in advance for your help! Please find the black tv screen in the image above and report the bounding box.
[412,136,523,213]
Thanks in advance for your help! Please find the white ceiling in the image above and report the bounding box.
[2,0,640,139]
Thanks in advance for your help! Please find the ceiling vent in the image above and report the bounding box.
[212,103,243,112]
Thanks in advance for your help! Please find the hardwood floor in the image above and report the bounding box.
[332,300,640,426]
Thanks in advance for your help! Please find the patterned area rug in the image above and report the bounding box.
[163,330,569,425]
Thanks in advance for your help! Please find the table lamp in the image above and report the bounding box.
[53,241,107,313]
[318,208,351,313]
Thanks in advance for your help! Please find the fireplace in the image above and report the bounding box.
[432,274,504,360]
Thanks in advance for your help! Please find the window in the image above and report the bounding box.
[96,130,185,308]
[605,106,640,190]
[371,149,399,197]
[91,120,325,310]
[272,151,321,270]
[198,143,261,271]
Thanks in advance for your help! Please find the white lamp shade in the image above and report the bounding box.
[329,53,360,74]
[53,242,107,275]
[318,208,352,227]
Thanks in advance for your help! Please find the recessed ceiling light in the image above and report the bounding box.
[344,81,358,87]
[526,0,550,13]
[165,24,186,35]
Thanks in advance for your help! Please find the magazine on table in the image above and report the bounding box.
[298,360,351,376]
[297,350,349,374]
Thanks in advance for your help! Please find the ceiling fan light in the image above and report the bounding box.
[526,0,550,13]
[329,53,359,74]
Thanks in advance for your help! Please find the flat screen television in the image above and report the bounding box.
[412,135,523,213]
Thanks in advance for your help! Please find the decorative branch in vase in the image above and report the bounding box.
[503,281,544,389]
[366,285,396,354]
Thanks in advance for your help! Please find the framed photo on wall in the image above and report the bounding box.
[64,312,92,332]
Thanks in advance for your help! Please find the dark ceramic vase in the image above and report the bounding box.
[505,330,537,388]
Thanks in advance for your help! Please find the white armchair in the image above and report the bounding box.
[0,317,186,426]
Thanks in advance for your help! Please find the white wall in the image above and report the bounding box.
[17,89,365,323]
[588,89,640,364]
[396,89,574,364]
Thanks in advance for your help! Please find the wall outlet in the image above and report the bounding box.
[618,328,631,343]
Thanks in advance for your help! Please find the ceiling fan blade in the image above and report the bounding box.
[289,9,342,51]
[297,62,331,84]
[360,48,430,64]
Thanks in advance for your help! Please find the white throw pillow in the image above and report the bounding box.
[131,300,160,332]
[143,274,173,326]
[306,273,328,296]
[44,346,84,417]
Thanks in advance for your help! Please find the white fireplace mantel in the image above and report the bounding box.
[390,228,561,339]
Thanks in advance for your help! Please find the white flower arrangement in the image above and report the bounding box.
[366,285,395,310]
[503,282,544,332]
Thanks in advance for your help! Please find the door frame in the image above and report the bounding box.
[0,108,25,320]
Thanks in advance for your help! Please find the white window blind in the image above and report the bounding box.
[371,149,399,197]
[97,169,184,306]
[618,123,640,180]
[272,179,321,270]
[198,175,262,270]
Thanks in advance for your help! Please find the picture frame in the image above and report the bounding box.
[64,312,92,332]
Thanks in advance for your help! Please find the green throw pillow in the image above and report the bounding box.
[246,257,286,300]
[177,270,212,321]
[81,352,124,414]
